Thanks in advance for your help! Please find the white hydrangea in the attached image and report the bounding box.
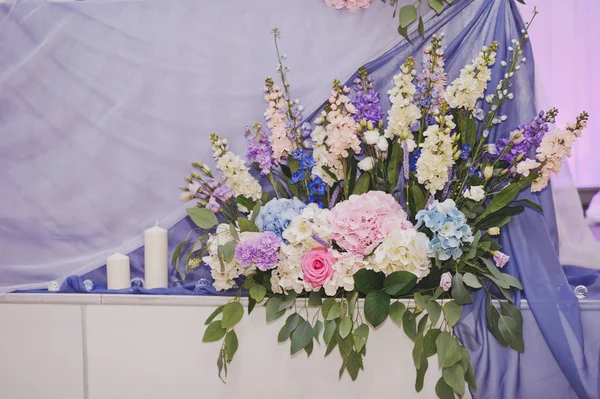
[370,228,431,280]
[446,44,497,111]
[385,59,421,150]
[416,122,455,193]
[202,224,250,291]
[270,204,360,296]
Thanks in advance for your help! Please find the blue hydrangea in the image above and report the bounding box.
[415,199,474,261]
[255,198,306,238]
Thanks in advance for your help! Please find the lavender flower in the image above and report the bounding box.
[351,67,384,125]
[329,186,341,209]
[245,124,274,175]
[492,109,557,163]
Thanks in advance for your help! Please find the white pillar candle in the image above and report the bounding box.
[144,222,169,289]
[106,253,131,290]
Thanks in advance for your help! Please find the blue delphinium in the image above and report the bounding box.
[291,170,305,184]
[415,199,474,261]
[299,155,316,170]
[308,176,326,195]
[255,198,306,238]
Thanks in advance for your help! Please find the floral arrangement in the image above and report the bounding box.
[176,17,588,397]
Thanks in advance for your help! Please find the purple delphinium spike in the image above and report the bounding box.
[311,234,331,249]
[402,141,409,179]
[441,167,453,200]
[426,194,435,209]
[329,185,341,209]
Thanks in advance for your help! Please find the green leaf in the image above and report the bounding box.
[221,302,244,329]
[346,351,362,381]
[347,290,359,316]
[237,217,259,233]
[322,298,341,320]
[321,165,339,182]
[387,140,402,188]
[290,320,314,355]
[417,17,425,38]
[413,334,424,369]
[498,302,525,352]
[228,223,240,241]
[313,320,323,343]
[250,202,262,223]
[171,239,188,269]
[304,341,314,357]
[265,296,285,323]
[428,0,444,14]
[221,241,236,263]
[338,331,354,357]
[235,195,255,212]
[278,313,303,342]
[203,320,226,342]
[465,363,477,389]
[383,271,418,296]
[477,183,521,220]
[397,24,412,44]
[224,330,238,362]
[443,300,462,327]
[364,291,390,328]
[278,291,298,312]
[511,199,543,213]
[187,207,218,229]
[248,296,256,315]
[466,116,478,147]
[308,291,322,306]
[463,272,482,289]
[325,333,338,356]
[403,310,417,340]
[413,292,427,310]
[485,294,508,347]
[353,173,371,195]
[389,301,406,326]
[435,377,455,399]
[426,300,442,326]
[409,185,426,217]
[418,313,429,335]
[249,284,267,302]
[323,319,337,345]
[353,269,384,295]
[442,363,465,395]
[353,324,369,353]
[415,353,428,392]
[435,331,452,368]
[451,274,473,305]
[276,181,291,199]
[399,5,417,28]
[339,317,353,339]
[423,328,441,357]
[205,305,224,325]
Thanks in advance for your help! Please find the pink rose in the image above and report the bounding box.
[301,247,336,288]
[493,251,510,268]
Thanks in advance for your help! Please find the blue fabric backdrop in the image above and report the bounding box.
[3,0,599,397]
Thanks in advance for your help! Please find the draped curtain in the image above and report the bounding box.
[1,0,599,398]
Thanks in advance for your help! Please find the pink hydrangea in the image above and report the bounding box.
[325,0,373,12]
[329,191,412,256]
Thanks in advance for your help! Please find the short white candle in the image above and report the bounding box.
[144,222,169,289]
[106,252,131,290]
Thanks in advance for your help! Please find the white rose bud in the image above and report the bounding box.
[358,157,375,172]
[364,129,380,145]
[376,136,389,152]
[484,165,494,180]
[180,192,194,201]
[487,227,500,236]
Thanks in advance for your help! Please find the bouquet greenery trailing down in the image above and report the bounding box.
[175,14,588,398]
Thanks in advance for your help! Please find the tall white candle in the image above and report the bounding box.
[144,222,169,289]
[106,252,131,290]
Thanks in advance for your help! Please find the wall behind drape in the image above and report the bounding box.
[520,1,600,188]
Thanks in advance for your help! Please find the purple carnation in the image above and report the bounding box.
[235,242,257,267]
